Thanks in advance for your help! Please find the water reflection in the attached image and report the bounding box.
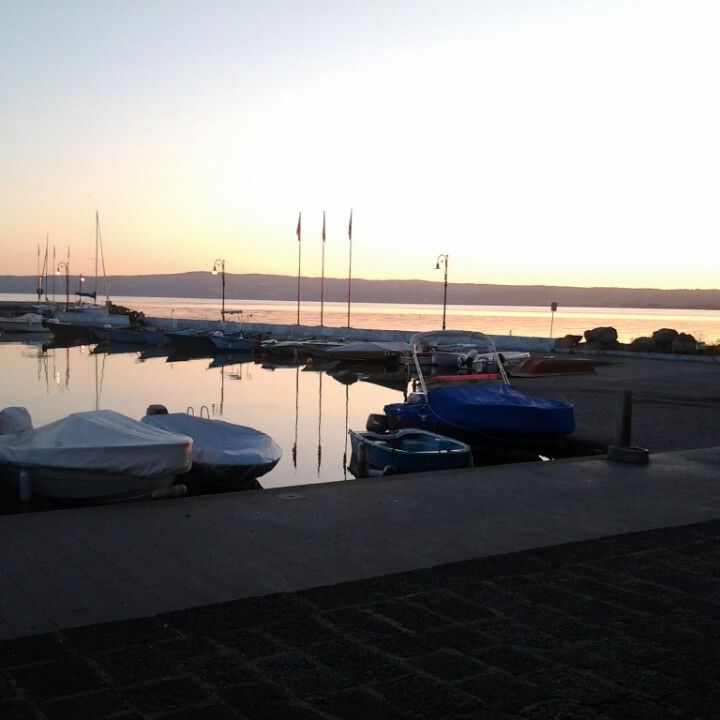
[0,337,408,492]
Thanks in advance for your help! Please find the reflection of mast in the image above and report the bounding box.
[342,383,349,479]
[317,372,323,476]
[94,352,106,409]
[292,365,299,468]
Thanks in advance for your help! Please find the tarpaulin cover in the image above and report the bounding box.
[384,383,574,438]
[0,410,192,476]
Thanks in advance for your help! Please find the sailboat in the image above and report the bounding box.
[44,213,135,340]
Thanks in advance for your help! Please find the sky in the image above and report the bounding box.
[1,0,719,289]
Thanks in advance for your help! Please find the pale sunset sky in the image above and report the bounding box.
[1,1,719,289]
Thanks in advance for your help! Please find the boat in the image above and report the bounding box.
[260,337,345,358]
[326,340,411,363]
[91,325,170,346]
[142,405,282,491]
[508,356,595,377]
[348,427,473,478]
[0,311,50,334]
[401,331,529,372]
[0,407,192,503]
[376,331,575,444]
[209,331,259,352]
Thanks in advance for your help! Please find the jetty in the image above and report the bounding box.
[2,328,720,717]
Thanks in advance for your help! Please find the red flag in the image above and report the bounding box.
[348,209,353,240]
[322,211,326,242]
[296,212,301,241]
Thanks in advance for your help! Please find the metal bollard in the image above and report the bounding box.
[607,389,650,464]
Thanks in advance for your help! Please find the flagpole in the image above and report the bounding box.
[346,209,353,328]
[296,212,302,325]
[320,210,326,327]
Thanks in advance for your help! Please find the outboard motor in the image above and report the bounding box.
[145,404,169,416]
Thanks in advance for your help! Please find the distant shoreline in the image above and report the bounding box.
[2,272,719,312]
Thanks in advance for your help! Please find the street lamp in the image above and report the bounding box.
[56,262,70,311]
[211,259,226,323]
[435,254,449,330]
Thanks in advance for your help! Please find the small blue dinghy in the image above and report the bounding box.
[348,427,473,478]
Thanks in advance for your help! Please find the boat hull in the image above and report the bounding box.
[349,428,473,478]
[0,464,177,502]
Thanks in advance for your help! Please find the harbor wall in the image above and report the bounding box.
[146,316,556,353]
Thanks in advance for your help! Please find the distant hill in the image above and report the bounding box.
[2,272,719,310]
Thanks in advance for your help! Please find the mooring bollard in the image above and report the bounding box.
[607,389,650,464]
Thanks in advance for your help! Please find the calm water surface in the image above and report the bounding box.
[113,296,720,345]
[2,295,720,495]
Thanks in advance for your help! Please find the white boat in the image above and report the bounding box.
[0,312,50,334]
[0,407,192,503]
[209,331,258,352]
[143,406,282,491]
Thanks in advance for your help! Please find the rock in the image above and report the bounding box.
[583,327,619,348]
[554,334,582,349]
[652,328,678,347]
[629,336,656,352]
[671,333,699,354]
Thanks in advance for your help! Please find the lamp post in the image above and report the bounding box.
[56,262,70,311]
[435,254,449,330]
[211,259,226,323]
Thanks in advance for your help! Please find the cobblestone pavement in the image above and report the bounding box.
[3,519,720,719]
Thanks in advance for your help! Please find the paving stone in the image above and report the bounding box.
[0,632,68,668]
[62,617,180,653]
[457,670,543,712]
[122,675,210,714]
[39,688,129,720]
[314,687,411,720]
[9,656,107,702]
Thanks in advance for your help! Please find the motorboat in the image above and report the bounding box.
[209,331,258,352]
[0,312,50,334]
[142,405,282,491]
[348,427,473,478]
[0,407,192,503]
[375,331,575,444]
[326,340,411,363]
[401,330,529,373]
[91,325,170,345]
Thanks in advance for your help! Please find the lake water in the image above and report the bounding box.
[2,294,719,497]
[23,293,720,344]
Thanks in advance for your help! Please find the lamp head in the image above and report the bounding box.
[435,262,440,270]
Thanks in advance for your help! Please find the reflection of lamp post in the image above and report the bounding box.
[211,259,226,323]
[435,254,449,330]
[56,262,70,310]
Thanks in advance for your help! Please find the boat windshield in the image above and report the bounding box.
[410,330,509,395]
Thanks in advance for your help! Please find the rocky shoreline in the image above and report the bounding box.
[556,325,711,355]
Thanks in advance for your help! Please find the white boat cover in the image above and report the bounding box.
[142,413,281,470]
[0,410,192,476]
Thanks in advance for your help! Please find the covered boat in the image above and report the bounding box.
[0,408,192,503]
[378,331,574,443]
[349,428,473,478]
[142,407,282,491]
[383,384,575,440]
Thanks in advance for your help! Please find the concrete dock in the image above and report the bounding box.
[2,352,720,718]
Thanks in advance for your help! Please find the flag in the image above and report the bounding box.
[348,209,353,240]
[322,211,326,242]
[296,212,301,241]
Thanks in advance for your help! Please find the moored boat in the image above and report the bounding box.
[374,331,575,444]
[0,407,192,503]
[142,405,282,491]
[348,427,473,478]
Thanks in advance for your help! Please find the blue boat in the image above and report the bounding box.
[377,331,574,443]
[348,427,473,478]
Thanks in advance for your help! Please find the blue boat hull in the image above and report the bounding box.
[349,428,473,477]
[383,383,574,441]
